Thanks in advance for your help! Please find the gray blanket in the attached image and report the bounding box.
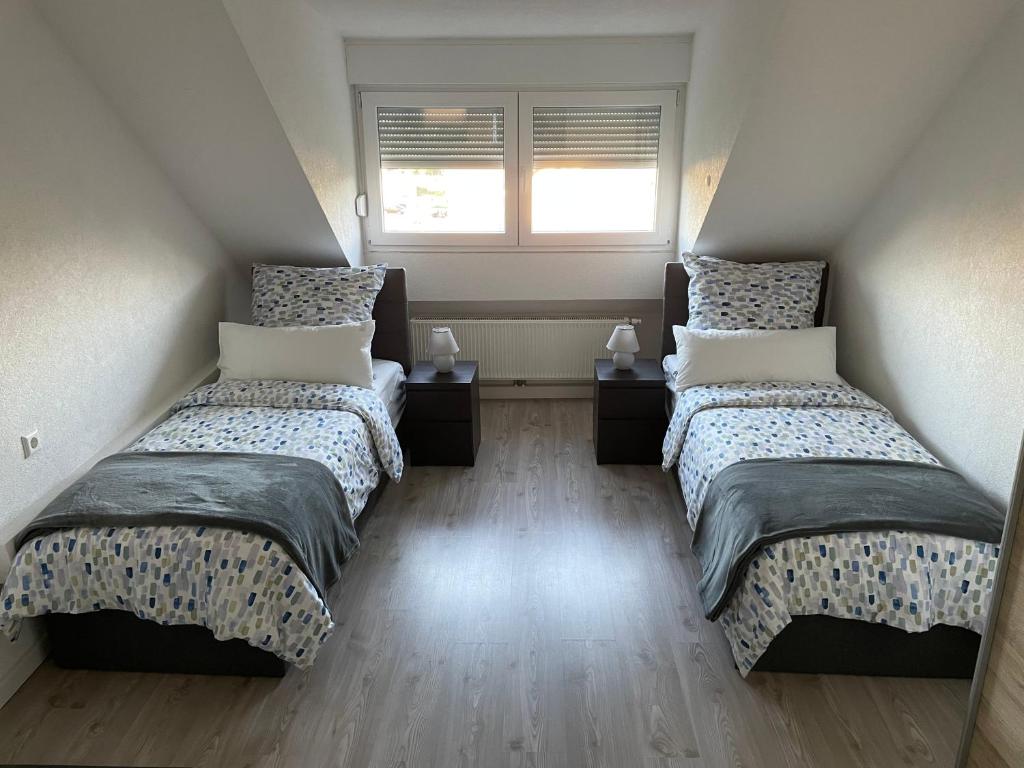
[18,452,359,600]
[693,457,1004,621]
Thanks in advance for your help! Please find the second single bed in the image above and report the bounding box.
[660,259,1003,677]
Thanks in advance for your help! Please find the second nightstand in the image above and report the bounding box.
[593,358,668,465]
[404,361,481,466]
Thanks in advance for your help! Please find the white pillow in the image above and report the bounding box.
[672,325,841,391]
[218,321,374,388]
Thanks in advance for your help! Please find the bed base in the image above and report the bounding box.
[749,615,980,677]
[45,475,391,677]
[47,609,289,677]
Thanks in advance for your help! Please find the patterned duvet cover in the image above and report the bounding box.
[1,379,403,668]
[662,381,999,675]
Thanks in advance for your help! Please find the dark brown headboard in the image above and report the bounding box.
[660,260,830,359]
[371,268,413,374]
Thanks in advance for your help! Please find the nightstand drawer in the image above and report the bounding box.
[594,418,666,465]
[406,389,474,421]
[405,420,480,466]
[595,385,665,420]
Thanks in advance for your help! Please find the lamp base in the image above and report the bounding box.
[432,354,456,373]
[612,352,635,370]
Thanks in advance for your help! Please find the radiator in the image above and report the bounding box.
[410,316,637,382]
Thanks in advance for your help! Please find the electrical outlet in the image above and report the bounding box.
[21,430,40,459]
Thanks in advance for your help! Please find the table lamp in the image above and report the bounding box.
[606,324,640,370]
[428,327,459,373]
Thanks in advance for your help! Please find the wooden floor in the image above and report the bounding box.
[0,400,970,767]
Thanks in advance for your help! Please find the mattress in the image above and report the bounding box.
[372,358,406,426]
[660,359,998,674]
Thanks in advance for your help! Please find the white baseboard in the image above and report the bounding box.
[480,384,592,399]
[0,618,48,707]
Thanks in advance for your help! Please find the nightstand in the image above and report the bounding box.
[404,361,481,466]
[593,358,668,465]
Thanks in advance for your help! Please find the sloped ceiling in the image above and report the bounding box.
[36,0,348,265]
[677,0,787,253]
[690,0,1014,258]
[222,0,364,266]
[33,0,1019,272]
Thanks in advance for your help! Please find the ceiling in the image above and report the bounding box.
[308,0,713,38]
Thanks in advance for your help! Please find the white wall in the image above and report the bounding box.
[0,0,234,699]
[830,3,1024,507]
[386,250,672,302]
[224,0,364,265]
[311,0,707,38]
[345,37,691,86]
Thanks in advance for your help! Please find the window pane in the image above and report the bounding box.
[531,105,660,233]
[380,168,505,233]
[377,106,505,234]
[531,167,657,233]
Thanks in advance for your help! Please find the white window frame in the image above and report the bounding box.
[357,88,681,251]
[360,91,519,248]
[518,89,678,248]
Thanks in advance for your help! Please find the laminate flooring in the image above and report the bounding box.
[0,400,970,767]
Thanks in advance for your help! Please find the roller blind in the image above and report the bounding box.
[532,105,662,169]
[377,106,505,169]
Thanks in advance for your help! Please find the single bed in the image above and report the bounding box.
[0,268,412,677]
[660,261,1000,677]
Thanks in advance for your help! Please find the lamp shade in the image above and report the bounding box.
[606,324,640,354]
[427,326,460,355]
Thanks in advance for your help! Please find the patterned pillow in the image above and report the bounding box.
[683,254,825,330]
[251,263,387,327]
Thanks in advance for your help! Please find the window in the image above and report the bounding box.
[361,92,518,247]
[359,90,678,248]
[377,106,505,234]
[519,91,676,246]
